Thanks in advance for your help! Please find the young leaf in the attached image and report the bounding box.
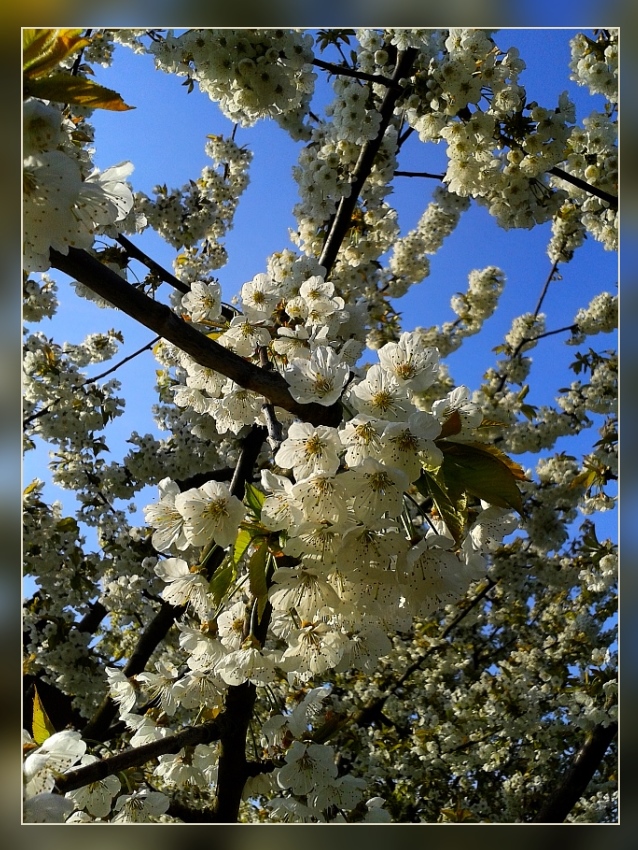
[437,410,462,439]
[233,527,254,565]
[467,442,528,481]
[56,516,79,533]
[32,686,56,745]
[438,440,525,515]
[23,29,90,79]
[256,590,270,625]
[24,74,134,111]
[415,469,466,545]
[244,482,266,520]
[248,542,269,604]
[209,561,235,606]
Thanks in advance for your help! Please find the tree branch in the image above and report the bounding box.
[50,247,341,427]
[394,169,446,180]
[56,718,223,794]
[211,682,258,822]
[81,426,267,741]
[312,57,401,90]
[81,601,185,741]
[319,48,417,276]
[115,234,190,294]
[23,337,159,428]
[532,260,561,319]
[531,721,617,822]
[549,166,617,209]
[211,442,275,821]
[494,260,562,395]
[76,600,108,634]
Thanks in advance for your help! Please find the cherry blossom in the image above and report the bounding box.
[283,345,351,406]
[22,27,617,825]
[174,480,245,547]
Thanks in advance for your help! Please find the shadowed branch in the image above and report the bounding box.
[50,246,342,428]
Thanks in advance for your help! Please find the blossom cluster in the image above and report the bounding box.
[389,186,470,288]
[569,30,618,102]
[23,28,617,824]
[149,329,519,664]
[135,135,252,262]
[23,99,134,273]
[551,110,617,251]
[147,29,316,129]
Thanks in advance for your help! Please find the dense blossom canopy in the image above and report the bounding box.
[23,27,617,824]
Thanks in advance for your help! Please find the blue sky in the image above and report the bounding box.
[24,28,618,548]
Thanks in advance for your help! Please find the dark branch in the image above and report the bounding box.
[211,682,258,821]
[115,234,190,294]
[82,427,266,741]
[312,57,401,90]
[532,260,561,319]
[394,169,446,180]
[81,601,184,741]
[174,469,235,489]
[75,601,108,634]
[56,718,222,794]
[531,721,617,822]
[50,247,342,427]
[319,48,417,277]
[549,166,617,209]
[393,168,618,211]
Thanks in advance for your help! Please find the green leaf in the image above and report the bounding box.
[315,29,356,52]
[570,466,600,492]
[438,440,525,515]
[244,482,266,520]
[55,517,79,534]
[580,522,601,553]
[209,561,235,606]
[415,469,466,545]
[233,528,254,565]
[24,73,134,110]
[23,29,90,78]
[248,542,269,606]
[256,592,269,625]
[32,686,56,744]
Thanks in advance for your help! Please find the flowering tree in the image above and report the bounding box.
[22,28,618,824]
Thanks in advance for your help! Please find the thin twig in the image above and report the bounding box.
[532,260,561,318]
[312,57,401,89]
[549,166,617,209]
[319,49,417,276]
[394,169,446,180]
[23,337,159,427]
[493,261,565,395]
[115,234,190,294]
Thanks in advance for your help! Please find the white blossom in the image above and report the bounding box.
[275,422,342,480]
[154,557,211,618]
[174,480,245,548]
[284,346,350,406]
